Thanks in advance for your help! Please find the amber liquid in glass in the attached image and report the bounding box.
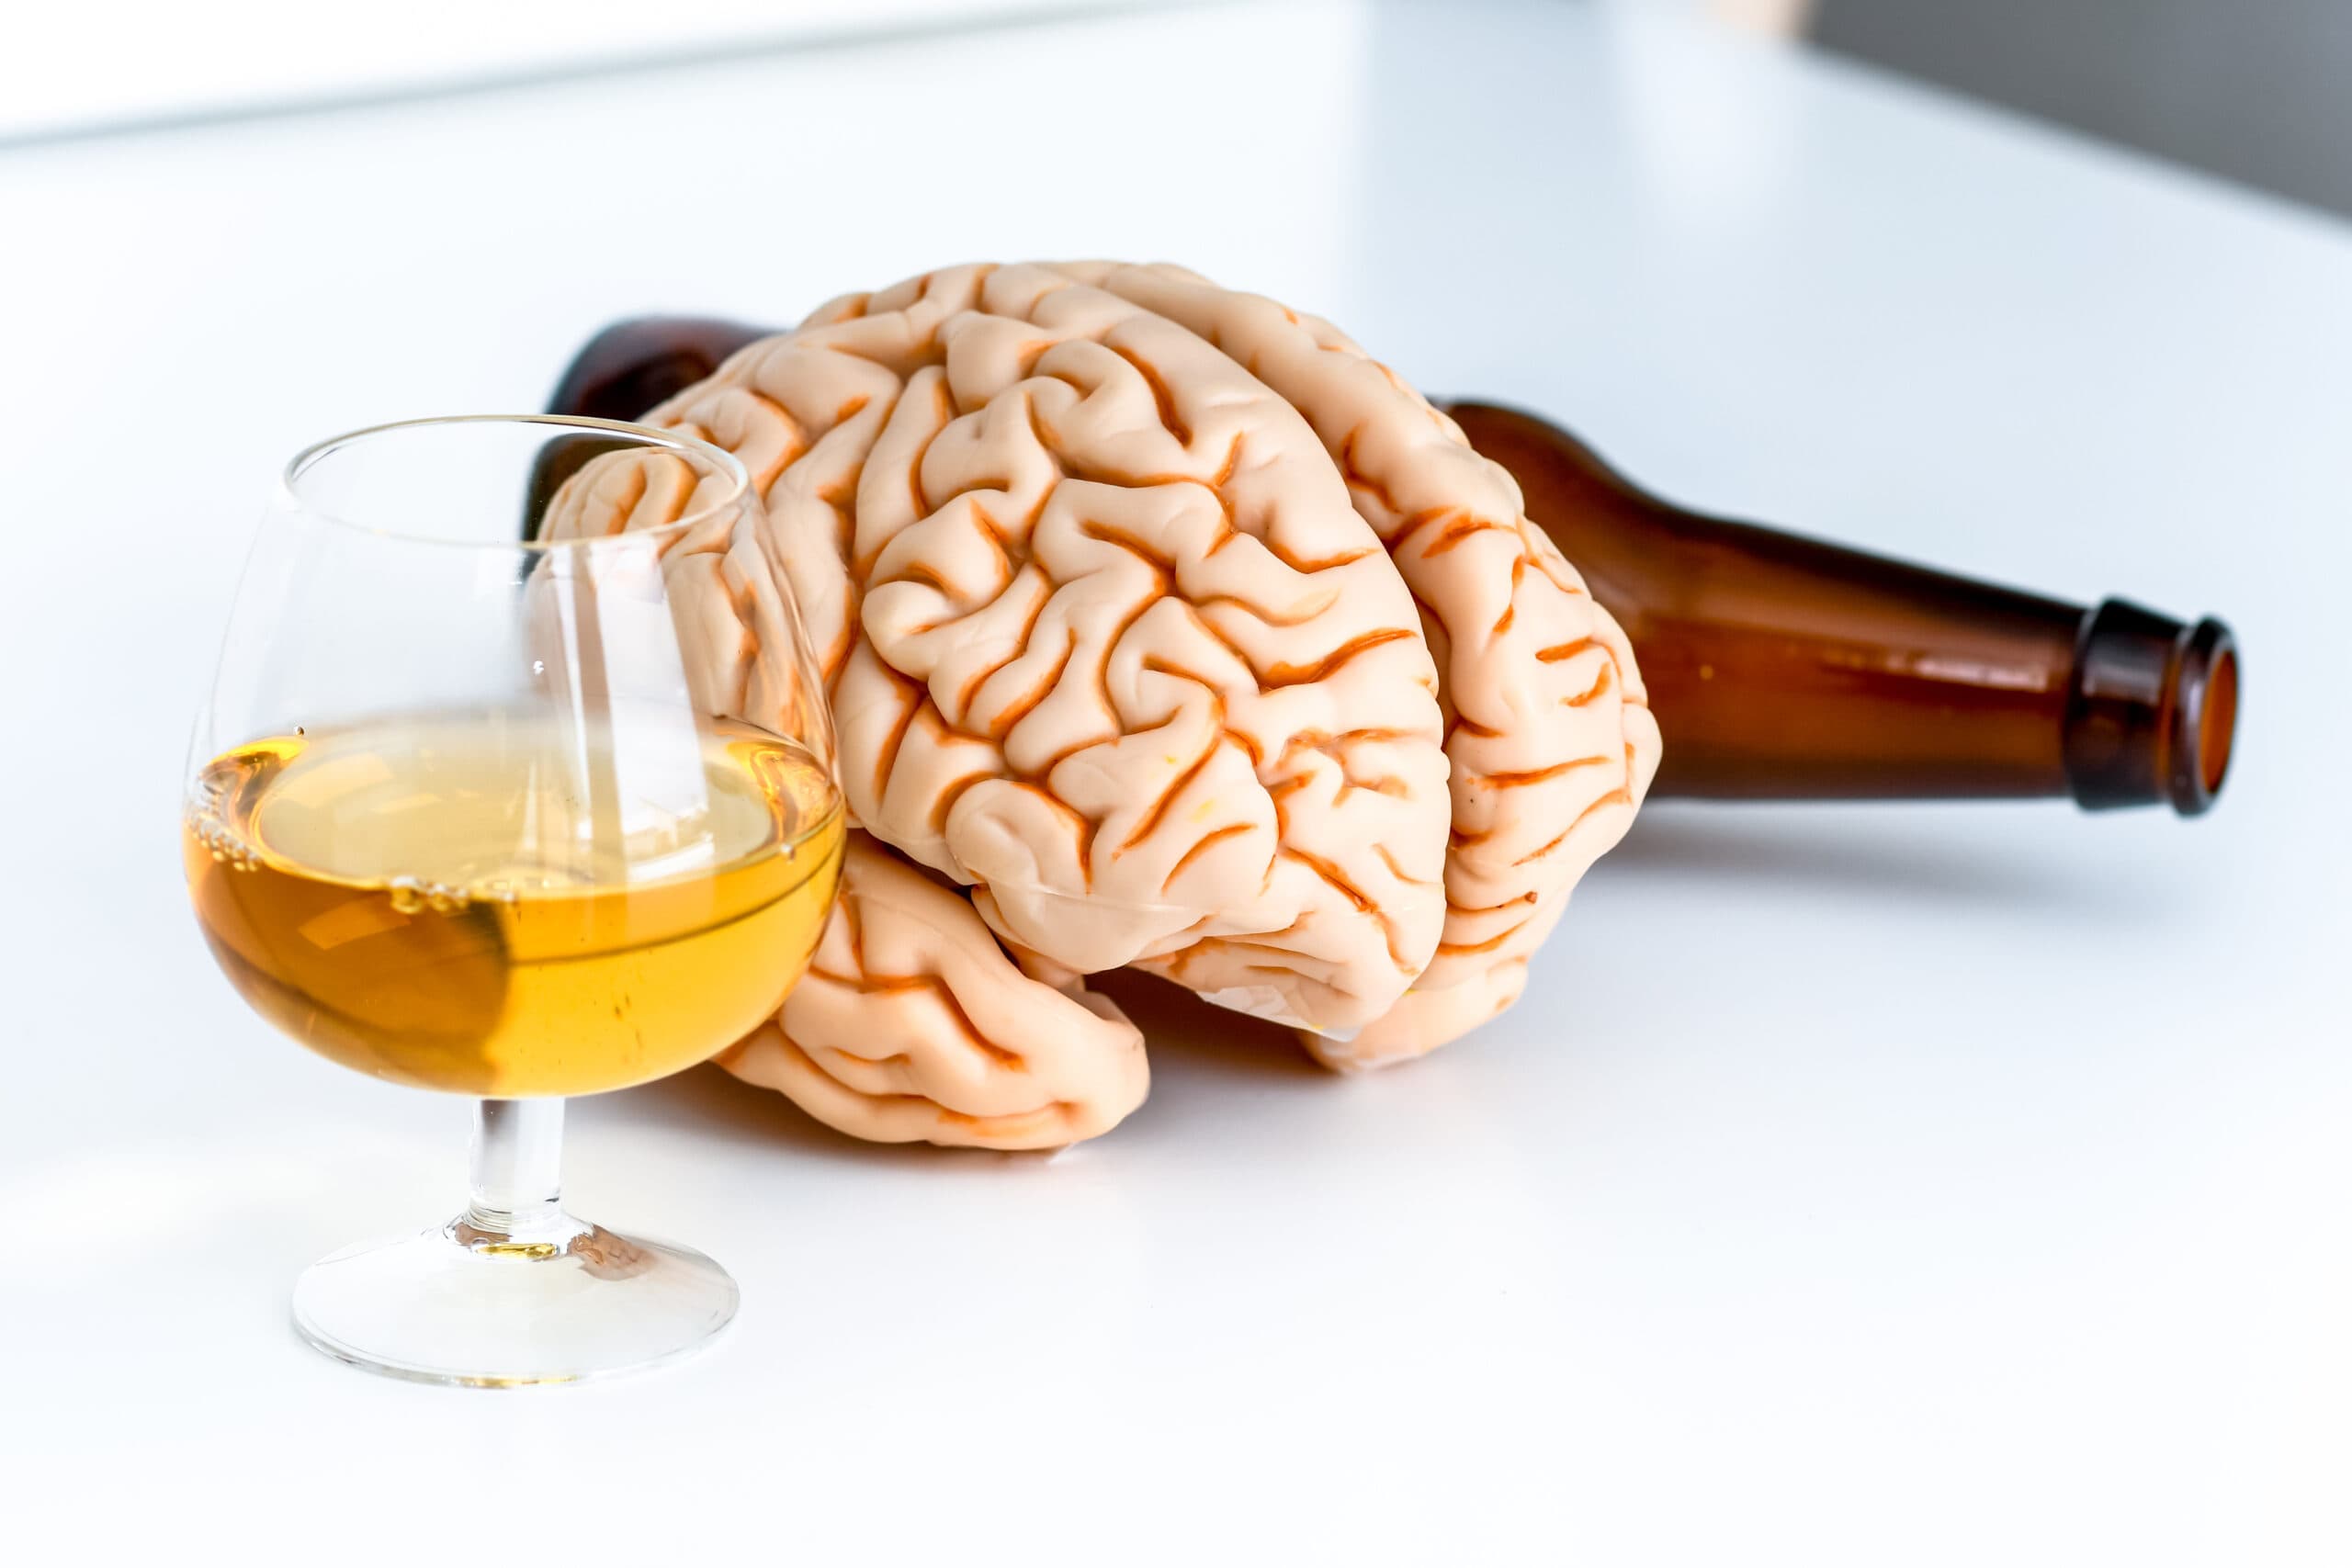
[185,712,844,1097]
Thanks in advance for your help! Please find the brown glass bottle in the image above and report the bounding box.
[549,319,2239,817]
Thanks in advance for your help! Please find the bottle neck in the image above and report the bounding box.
[548,316,772,424]
[1446,401,2236,815]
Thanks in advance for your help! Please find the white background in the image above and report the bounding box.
[0,0,1163,141]
[0,2,2346,1562]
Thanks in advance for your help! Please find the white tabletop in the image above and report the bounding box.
[4,3,2346,1562]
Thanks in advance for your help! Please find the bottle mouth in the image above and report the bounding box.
[2184,622,2238,807]
[2064,600,2238,817]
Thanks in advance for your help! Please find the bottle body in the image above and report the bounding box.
[1443,403,2236,816]
[546,320,2238,817]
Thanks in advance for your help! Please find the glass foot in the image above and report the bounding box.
[290,1213,738,1388]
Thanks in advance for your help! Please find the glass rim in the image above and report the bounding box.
[279,413,753,554]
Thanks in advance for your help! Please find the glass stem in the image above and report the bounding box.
[463,1099,574,1246]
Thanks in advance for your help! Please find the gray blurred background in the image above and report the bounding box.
[1737,0,2352,218]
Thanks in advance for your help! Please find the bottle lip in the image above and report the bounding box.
[2064,600,2238,818]
[2168,616,2238,816]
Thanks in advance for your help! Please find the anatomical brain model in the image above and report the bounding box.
[548,262,1662,1149]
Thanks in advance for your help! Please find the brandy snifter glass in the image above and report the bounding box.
[184,415,842,1386]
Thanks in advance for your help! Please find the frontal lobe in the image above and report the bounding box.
[647,264,1452,1037]
[535,397,1146,1151]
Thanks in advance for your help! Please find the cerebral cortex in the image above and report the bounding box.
[556,262,1659,1149]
